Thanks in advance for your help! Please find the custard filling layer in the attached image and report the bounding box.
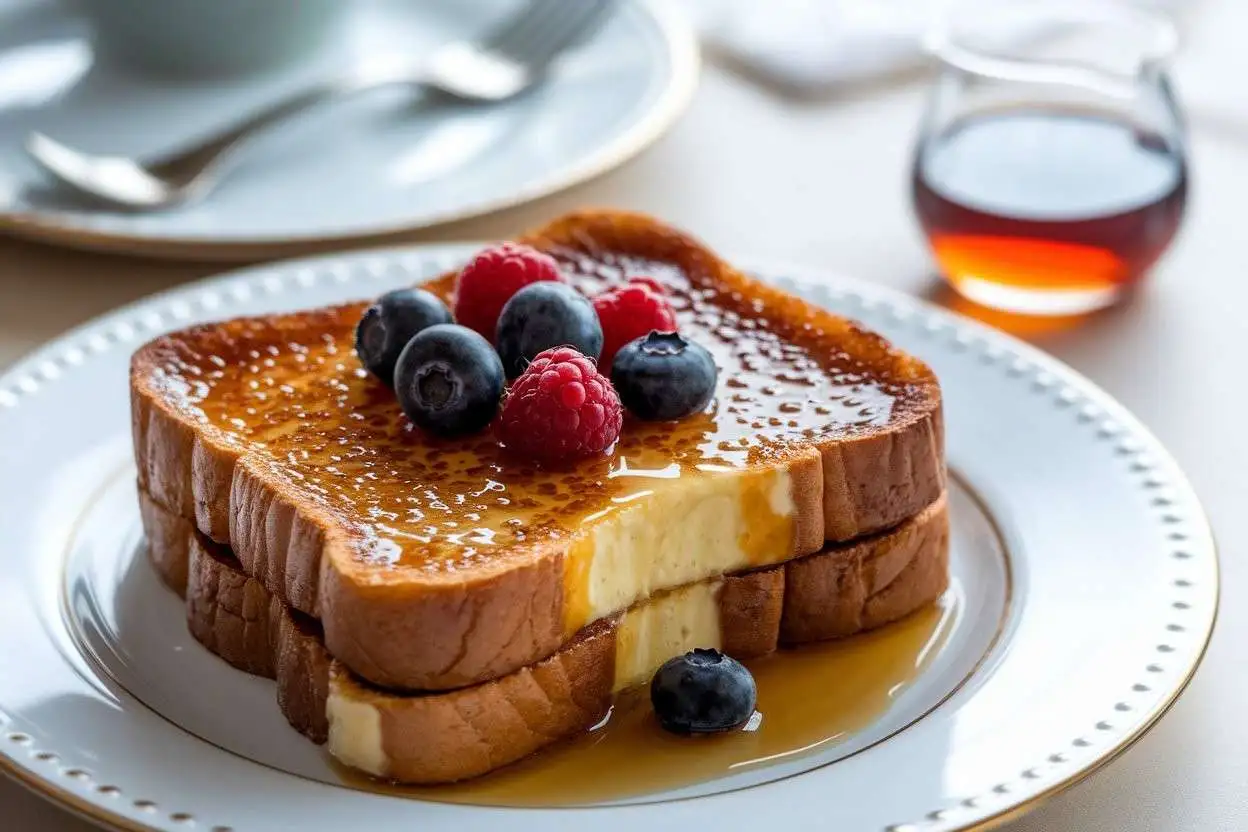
[562,468,794,635]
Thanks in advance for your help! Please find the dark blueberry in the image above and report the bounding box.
[611,332,717,421]
[393,324,504,437]
[495,282,603,379]
[650,648,757,734]
[355,288,453,384]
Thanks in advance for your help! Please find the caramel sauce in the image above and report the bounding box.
[150,251,926,574]
[335,595,957,806]
[737,471,793,562]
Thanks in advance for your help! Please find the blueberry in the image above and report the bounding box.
[393,324,504,437]
[650,648,757,734]
[356,288,453,384]
[495,283,603,379]
[611,332,717,421]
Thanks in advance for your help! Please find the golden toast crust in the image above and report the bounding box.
[148,490,949,783]
[132,210,945,691]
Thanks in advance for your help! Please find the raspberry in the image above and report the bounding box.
[496,347,623,463]
[592,277,678,368]
[454,243,563,339]
[626,276,666,295]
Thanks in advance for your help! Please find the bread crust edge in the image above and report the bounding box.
[132,209,946,691]
[151,490,950,784]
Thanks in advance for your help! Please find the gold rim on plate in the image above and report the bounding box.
[0,256,1221,832]
[0,505,1219,832]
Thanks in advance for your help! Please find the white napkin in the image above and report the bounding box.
[683,0,1182,95]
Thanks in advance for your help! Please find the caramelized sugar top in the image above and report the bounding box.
[150,252,929,573]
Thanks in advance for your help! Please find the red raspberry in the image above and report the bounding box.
[496,347,623,463]
[626,276,666,295]
[592,276,678,368]
[454,242,563,339]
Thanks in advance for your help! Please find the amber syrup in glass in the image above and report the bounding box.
[913,108,1187,314]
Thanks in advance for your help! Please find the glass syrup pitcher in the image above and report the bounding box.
[911,0,1187,315]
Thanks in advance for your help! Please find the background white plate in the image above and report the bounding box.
[0,247,1217,831]
[0,0,698,257]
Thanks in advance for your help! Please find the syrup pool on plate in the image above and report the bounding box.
[336,590,960,806]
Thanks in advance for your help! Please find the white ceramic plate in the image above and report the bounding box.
[0,0,698,258]
[0,246,1217,832]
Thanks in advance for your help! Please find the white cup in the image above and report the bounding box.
[66,0,346,76]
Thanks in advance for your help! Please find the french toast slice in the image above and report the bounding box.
[141,489,950,784]
[132,210,945,692]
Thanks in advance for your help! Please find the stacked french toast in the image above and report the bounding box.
[131,211,946,784]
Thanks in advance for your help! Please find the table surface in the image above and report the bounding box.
[3,3,1246,830]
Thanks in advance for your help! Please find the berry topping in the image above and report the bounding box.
[495,346,622,462]
[355,288,453,384]
[611,332,717,421]
[496,282,604,379]
[453,242,563,339]
[650,648,757,734]
[625,275,666,295]
[393,324,504,437]
[592,276,678,368]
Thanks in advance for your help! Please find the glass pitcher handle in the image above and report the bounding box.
[923,4,1179,101]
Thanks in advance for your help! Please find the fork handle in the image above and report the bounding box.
[149,63,432,183]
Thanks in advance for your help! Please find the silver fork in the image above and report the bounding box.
[26,0,616,210]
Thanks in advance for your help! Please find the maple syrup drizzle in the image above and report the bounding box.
[333,591,960,806]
